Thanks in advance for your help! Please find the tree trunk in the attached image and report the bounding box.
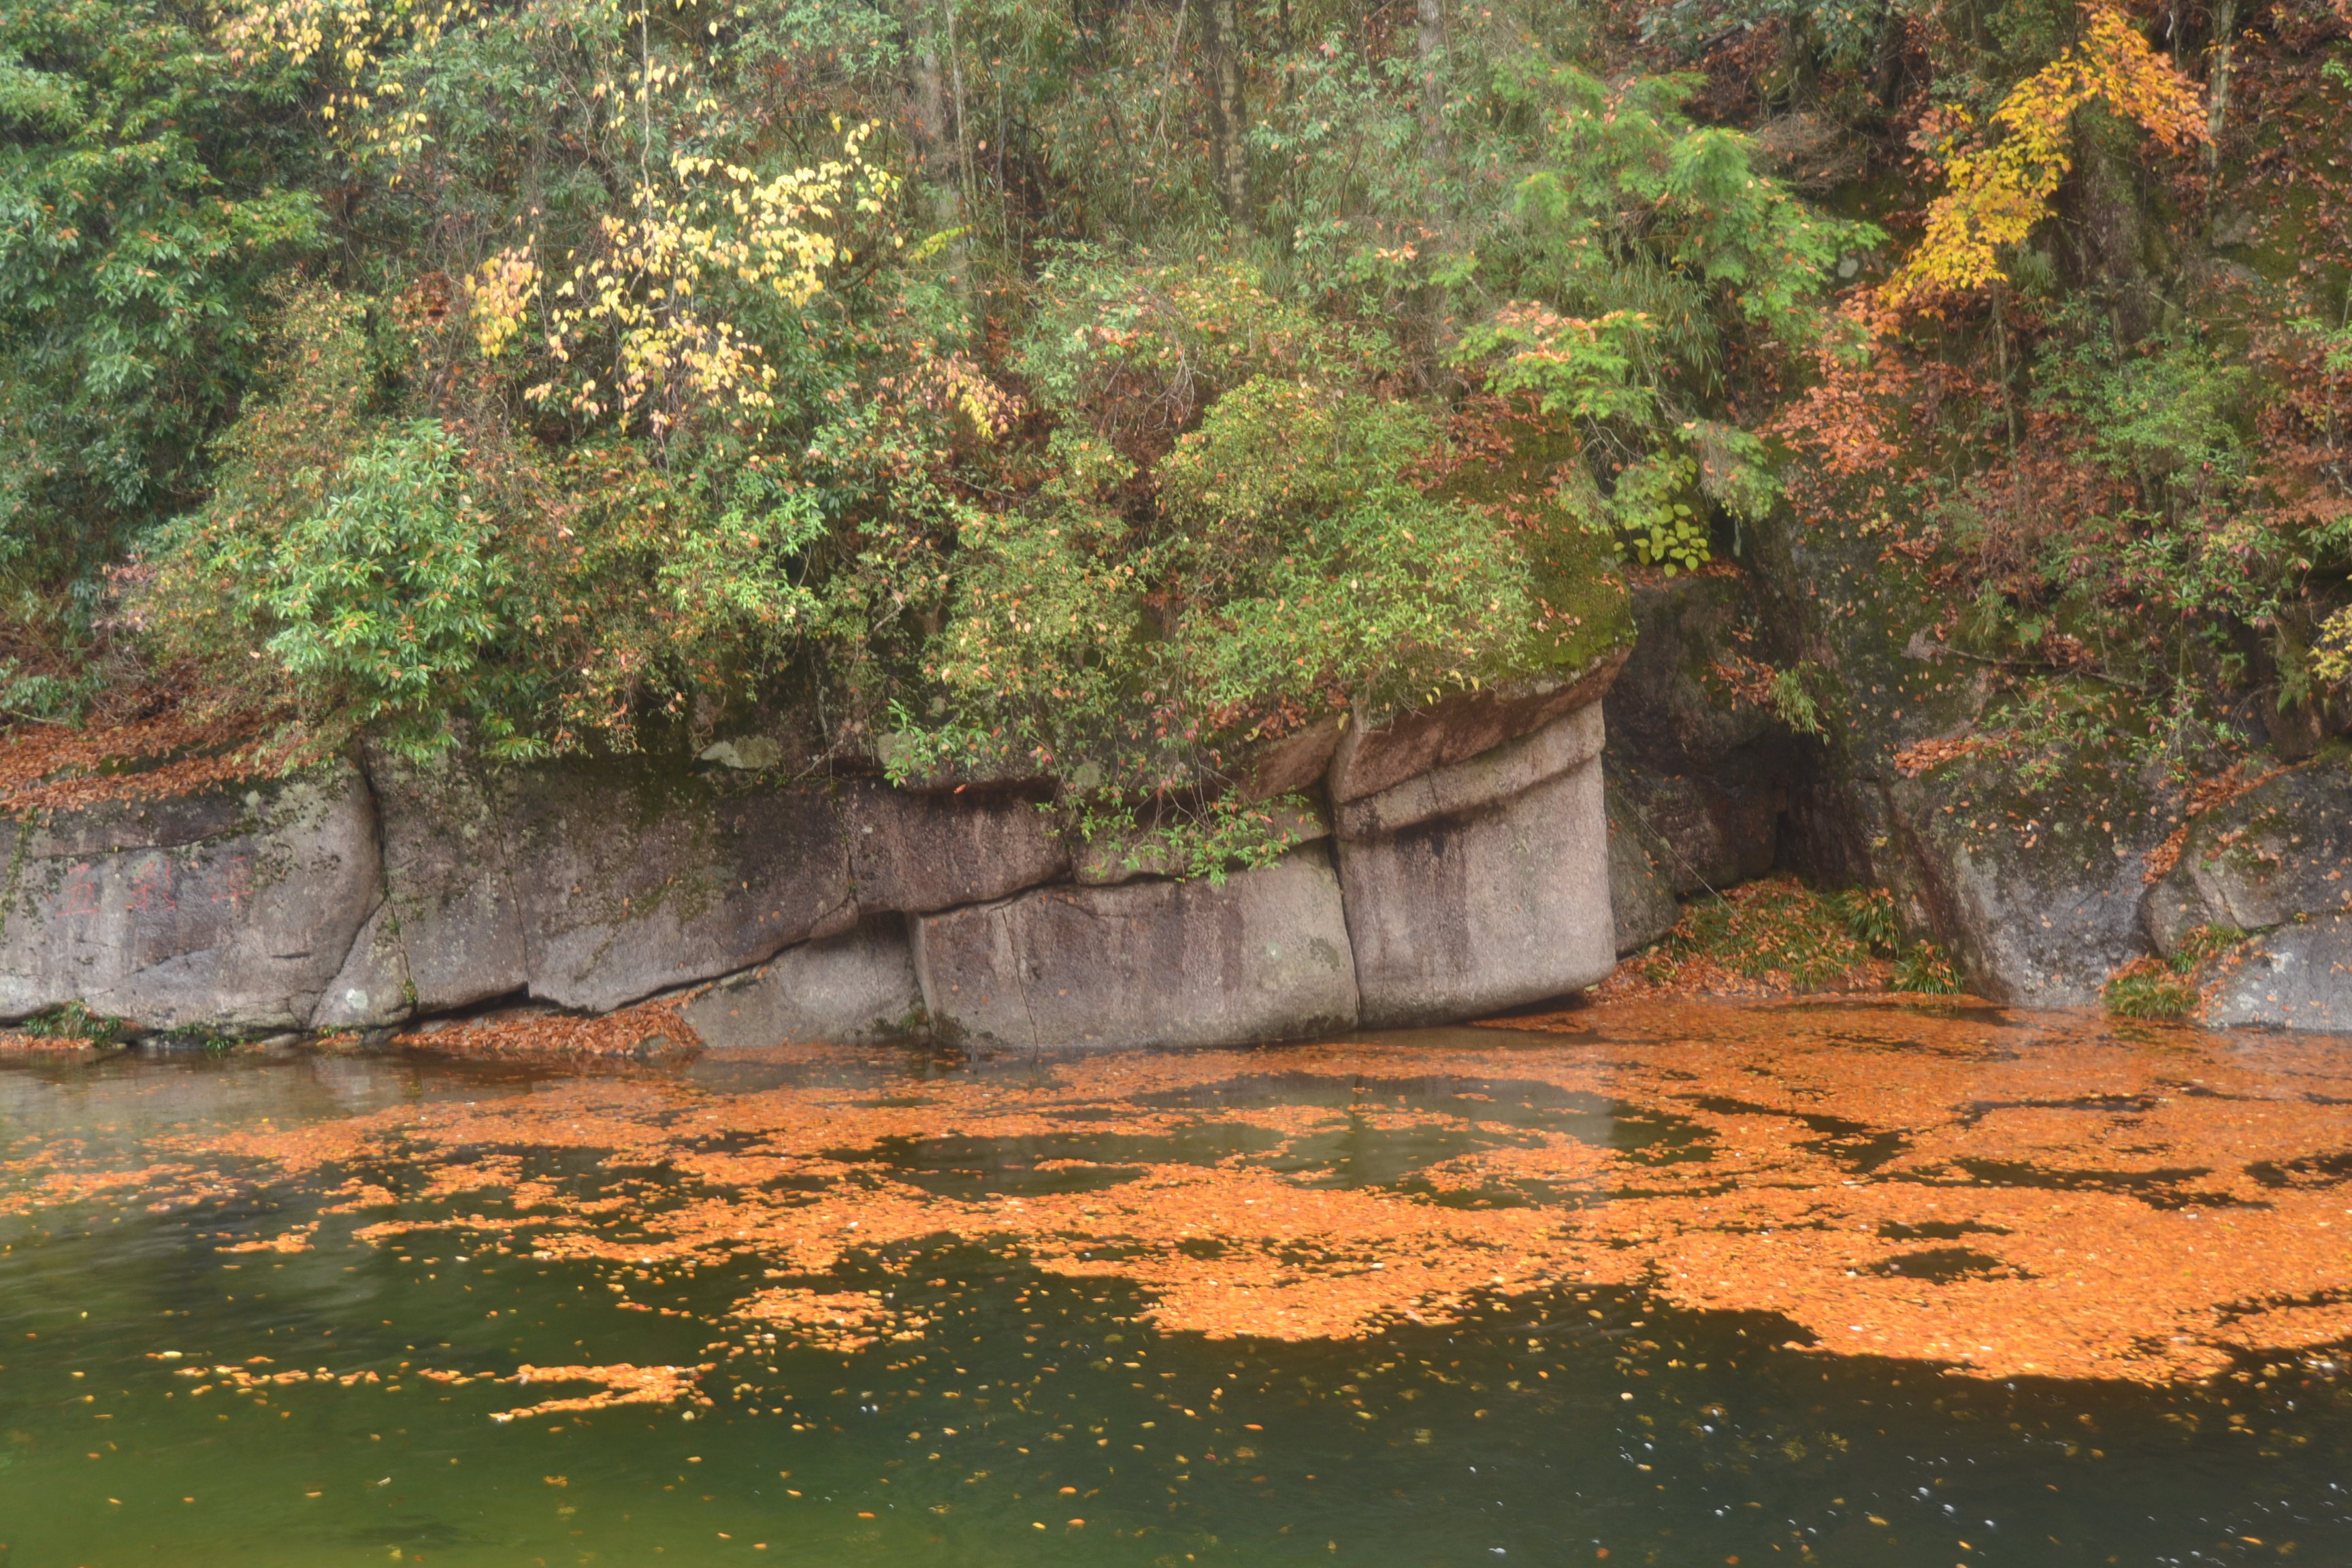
[2206,0,2237,167]
[1870,5,1907,110]
[1416,0,1448,161]
[1200,0,1250,225]
[946,0,975,210]
[901,1,968,290]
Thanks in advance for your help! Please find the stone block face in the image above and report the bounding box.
[2203,914,2352,1034]
[1603,573,1782,771]
[1884,765,2166,1008]
[507,762,855,1013]
[0,765,380,1031]
[1335,703,1604,840]
[683,917,928,1047]
[1607,764,1781,896]
[1605,782,1681,957]
[364,745,528,1013]
[842,781,1069,913]
[911,847,1359,1050]
[2142,876,2211,962]
[2145,764,2352,956]
[1325,649,1626,805]
[1335,757,1615,1027]
[310,899,410,1028]
[3,683,1650,1043]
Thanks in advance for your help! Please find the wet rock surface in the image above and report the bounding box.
[1882,753,2169,1008]
[2204,913,2352,1034]
[1326,650,1626,804]
[1333,702,1603,840]
[1603,571,1782,771]
[9,707,1630,1048]
[310,900,410,1030]
[1595,569,1815,902]
[1224,714,1348,802]
[840,780,1069,913]
[361,744,529,1015]
[1604,781,1680,957]
[505,763,857,1014]
[1607,765,1781,895]
[2144,761,2352,955]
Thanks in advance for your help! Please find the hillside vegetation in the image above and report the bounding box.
[3,0,2346,848]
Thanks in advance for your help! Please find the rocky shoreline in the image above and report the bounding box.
[1598,536,2352,1036]
[0,666,1618,1051]
[12,548,2352,1052]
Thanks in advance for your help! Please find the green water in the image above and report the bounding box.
[1,1033,2349,1567]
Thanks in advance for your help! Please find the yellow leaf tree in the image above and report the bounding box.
[524,120,900,439]
[1884,5,2206,311]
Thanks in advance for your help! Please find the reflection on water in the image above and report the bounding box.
[2,1002,2350,1565]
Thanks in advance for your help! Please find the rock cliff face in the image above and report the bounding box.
[2146,759,2352,1032]
[1333,703,1612,1026]
[1,662,1622,1051]
[0,767,380,1031]
[912,848,1362,1050]
[1597,508,2352,1034]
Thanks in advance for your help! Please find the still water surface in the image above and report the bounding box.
[2,1002,2349,1566]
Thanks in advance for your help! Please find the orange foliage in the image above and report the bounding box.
[1774,7,2205,491]
[1885,4,2205,311]
[491,1362,713,1422]
[0,714,265,815]
[5,1008,2344,1388]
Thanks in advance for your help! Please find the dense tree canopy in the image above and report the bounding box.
[3,0,2345,840]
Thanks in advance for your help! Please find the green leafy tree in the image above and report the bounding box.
[255,419,510,760]
[0,0,322,579]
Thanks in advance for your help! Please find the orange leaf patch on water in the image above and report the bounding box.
[13,1000,2352,1389]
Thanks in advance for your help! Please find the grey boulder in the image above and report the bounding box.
[361,743,527,1015]
[911,846,1359,1050]
[1326,649,1629,805]
[1605,781,1681,956]
[310,900,411,1029]
[1882,760,2168,1007]
[841,781,1069,913]
[1335,702,1605,839]
[2144,762,2352,955]
[506,762,855,1013]
[683,917,928,1047]
[2202,914,2352,1034]
[1335,755,1615,1027]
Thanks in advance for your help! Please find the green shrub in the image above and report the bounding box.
[16,1001,128,1045]
[2104,963,2201,1021]
[1835,887,1900,954]
[1889,942,1964,995]
[13,0,1867,837]
[913,333,1547,814]
[2102,926,2249,1021]
[258,420,510,758]
[1639,877,1876,991]
[0,0,324,582]
[154,408,512,761]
